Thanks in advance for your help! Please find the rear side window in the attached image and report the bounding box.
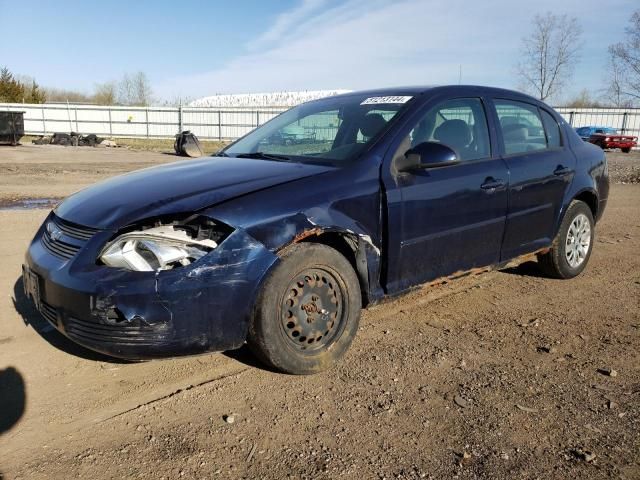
[495,100,546,155]
[540,109,561,147]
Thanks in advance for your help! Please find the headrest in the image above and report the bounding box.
[503,124,528,142]
[433,119,471,147]
[499,116,520,126]
[359,113,387,138]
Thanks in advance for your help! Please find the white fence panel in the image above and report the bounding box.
[556,108,640,139]
[0,103,290,140]
[1,103,638,144]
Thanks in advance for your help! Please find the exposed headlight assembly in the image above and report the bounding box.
[100,218,231,272]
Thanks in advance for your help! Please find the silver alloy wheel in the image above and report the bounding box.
[565,213,591,268]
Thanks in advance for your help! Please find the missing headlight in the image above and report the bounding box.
[99,216,233,272]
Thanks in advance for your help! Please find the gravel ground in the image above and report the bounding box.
[0,145,638,479]
[607,149,640,184]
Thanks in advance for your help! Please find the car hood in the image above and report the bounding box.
[55,156,336,229]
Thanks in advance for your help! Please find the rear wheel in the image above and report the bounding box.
[248,243,361,374]
[621,147,631,153]
[537,200,594,279]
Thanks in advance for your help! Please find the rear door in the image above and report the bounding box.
[490,99,575,260]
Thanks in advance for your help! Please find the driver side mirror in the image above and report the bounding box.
[399,141,459,172]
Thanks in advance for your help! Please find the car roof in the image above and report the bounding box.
[328,85,543,104]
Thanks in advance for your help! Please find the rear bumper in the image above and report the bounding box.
[24,217,278,359]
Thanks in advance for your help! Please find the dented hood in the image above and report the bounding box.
[55,156,336,229]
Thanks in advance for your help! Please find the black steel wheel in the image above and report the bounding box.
[248,243,361,374]
[279,267,345,353]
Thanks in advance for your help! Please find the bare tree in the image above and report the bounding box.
[117,73,135,105]
[607,10,640,104]
[93,81,117,105]
[604,56,632,107]
[132,72,153,106]
[566,88,603,108]
[117,72,153,106]
[44,88,93,103]
[517,12,582,101]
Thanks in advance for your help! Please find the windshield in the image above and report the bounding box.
[221,93,413,164]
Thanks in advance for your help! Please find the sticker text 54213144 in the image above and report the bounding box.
[360,96,413,105]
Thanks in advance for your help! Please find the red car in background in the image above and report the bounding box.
[587,129,637,153]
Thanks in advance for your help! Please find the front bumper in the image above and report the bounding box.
[602,141,636,149]
[24,213,279,359]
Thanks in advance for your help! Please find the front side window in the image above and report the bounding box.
[495,99,546,155]
[406,98,490,161]
[223,94,411,164]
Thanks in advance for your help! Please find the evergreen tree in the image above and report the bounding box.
[28,80,45,103]
[0,67,26,102]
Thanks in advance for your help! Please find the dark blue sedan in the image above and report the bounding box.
[23,86,609,374]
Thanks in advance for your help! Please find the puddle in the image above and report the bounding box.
[0,197,62,211]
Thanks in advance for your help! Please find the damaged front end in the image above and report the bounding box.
[24,212,279,359]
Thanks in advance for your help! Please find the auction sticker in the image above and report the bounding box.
[361,96,413,105]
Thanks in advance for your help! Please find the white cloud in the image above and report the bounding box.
[247,0,329,50]
[156,0,634,101]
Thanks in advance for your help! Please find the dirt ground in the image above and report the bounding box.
[0,145,638,479]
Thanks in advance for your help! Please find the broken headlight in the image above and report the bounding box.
[99,218,231,272]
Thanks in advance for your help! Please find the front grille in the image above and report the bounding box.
[41,231,80,259]
[49,215,99,241]
[65,316,169,347]
[40,214,100,260]
[39,301,59,326]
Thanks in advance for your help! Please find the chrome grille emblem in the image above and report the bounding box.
[47,222,63,241]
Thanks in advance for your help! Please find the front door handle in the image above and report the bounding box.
[481,177,506,190]
[554,165,572,176]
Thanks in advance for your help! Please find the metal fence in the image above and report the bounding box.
[555,107,640,139]
[0,103,287,141]
[0,102,639,143]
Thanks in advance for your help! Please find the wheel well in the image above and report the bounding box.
[574,191,598,219]
[297,232,369,306]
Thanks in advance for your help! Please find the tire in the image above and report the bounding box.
[248,243,361,374]
[537,200,595,279]
[621,147,631,153]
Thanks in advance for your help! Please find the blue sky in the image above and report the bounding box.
[0,0,636,103]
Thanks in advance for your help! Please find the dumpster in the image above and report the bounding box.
[0,111,25,145]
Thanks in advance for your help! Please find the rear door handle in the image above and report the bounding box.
[554,165,572,176]
[481,178,506,190]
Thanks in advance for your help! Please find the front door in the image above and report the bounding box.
[383,97,509,294]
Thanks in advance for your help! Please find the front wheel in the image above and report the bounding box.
[537,200,595,279]
[621,147,631,153]
[248,243,361,374]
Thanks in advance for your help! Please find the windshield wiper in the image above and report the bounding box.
[233,152,292,161]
